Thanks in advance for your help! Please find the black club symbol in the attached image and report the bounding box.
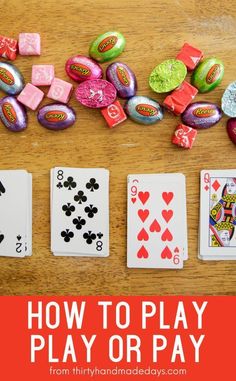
[64,176,77,190]
[72,216,86,230]
[83,231,96,244]
[74,190,87,204]
[57,182,63,189]
[84,204,98,218]
[97,232,103,239]
[62,203,75,216]
[61,229,74,242]
[86,178,99,192]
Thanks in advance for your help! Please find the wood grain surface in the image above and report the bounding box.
[1,0,236,295]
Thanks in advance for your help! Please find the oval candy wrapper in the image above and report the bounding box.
[124,95,163,125]
[0,96,27,132]
[181,101,222,129]
[149,59,187,93]
[89,31,126,63]
[106,62,137,99]
[65,55,103,82]
[0,62,25,95]
[75,79,117,108]
[37,103,76,130]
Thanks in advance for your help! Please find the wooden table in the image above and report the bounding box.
[1,0,236,295]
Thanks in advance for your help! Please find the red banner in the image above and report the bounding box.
[0,296,235,380]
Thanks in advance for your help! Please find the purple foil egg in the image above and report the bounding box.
[37,103,76,130]
[0,96,27,132]
[227,118,236,145]
[65,55,103,82]
[181,101,222,129]
[75,79,117,108]
[106,62,137,98]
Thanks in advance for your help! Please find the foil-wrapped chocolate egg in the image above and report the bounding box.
[89,31,126,63]
[227,118,236,145]
[106,62,137,98]
[221,81,236,117]
[37,104,76,130]
[0,96,27,132]
[124,95,163,125]
[192,57,224,93]
[75,79,117,108]
[0,62,24,95]
[65,55,103,82]
[181,102,222,129]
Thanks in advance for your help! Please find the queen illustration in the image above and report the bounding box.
[210,178,236,247]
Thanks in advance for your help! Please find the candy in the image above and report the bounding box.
[106,62,137,99]
[221,81,236,117]
[181,101,222,129]
[32,65,54,86]
[0,96,27,132]
[124,95,163,125]
[176,43,203,71]
[0,62,24,95]
[0,35,18,61]
[75,79,116,108]
[37,103,76,130]
[101,100,127,128]
[226,118,236,145]
[89,31,126,63]
[172,124,197,149]
[163,81,198,115]
[17,83,44,110]
[65,55,102,82]
[149,59,187,93]
[191,57,224,93]
[47,78,73,104]
[19,33,41,56]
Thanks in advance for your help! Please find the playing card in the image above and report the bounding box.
[51,167,109,257]
[0,170,31,257]
[127,173,188,269]
[199,170,236,260]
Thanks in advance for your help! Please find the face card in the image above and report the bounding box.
[51,167,109,256]
[0,170,29,257]
[199,170,236,259]
[127,173,187,269]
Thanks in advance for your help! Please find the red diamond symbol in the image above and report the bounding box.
[204,185,209,191]
[212,180,220,191]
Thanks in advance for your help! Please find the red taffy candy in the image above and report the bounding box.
[0,35,18,60]
[172,124,197,149]
[163,81,198,115]
[101,100,127,128]
[176,43,203,71]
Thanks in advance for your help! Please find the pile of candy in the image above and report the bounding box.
[0,32,235,146]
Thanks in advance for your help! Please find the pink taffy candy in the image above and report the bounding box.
[19,33,41,56]
[47,78,73,104]
[17,83,44,110]
[32,65,54,86]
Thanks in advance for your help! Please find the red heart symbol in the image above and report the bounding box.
[138,191,150,205]
[131,198,136,204]
[137,245,149,258]
[162,209,173,223]
[137,228,149,241]
[174,247,179,253]
[149,219,161,232]
[162,192,174,205]
[138,209,149,222]
[161,246,172,259]
[161,228,173,241]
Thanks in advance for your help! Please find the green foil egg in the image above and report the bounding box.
[191,57,224,93]
[149,59,187,93]
[89,31,126,63]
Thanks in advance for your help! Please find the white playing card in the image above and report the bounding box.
[199,170,236,260]
[25,173,32,256]
[127,173,188,269]
[0,170,31,258]
[51,167,109,257]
